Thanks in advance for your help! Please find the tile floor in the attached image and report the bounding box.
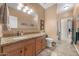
[74,41,79,55]
[38,39,78,56]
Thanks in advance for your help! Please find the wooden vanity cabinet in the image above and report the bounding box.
[1,36,46,56]
[2,39,36,56]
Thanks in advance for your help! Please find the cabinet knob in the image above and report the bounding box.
[20,50,22,53]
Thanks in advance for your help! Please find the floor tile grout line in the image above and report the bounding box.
[73,44,79,55]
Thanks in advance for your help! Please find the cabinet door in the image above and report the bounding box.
[42,38,46,50]
[36,37,42,55]
[2,41,24,56]
[24,39,35,56]
[24,44,33,56]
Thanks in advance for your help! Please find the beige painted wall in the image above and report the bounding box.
[73,4,79,17]
[73,4,79,30]
[45,4,57,39]
[60,10,73,18]
[45,4,73,40]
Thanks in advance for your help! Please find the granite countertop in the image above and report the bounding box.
[0,32,46,45]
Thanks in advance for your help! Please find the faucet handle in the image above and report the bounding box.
[20,31,24,36]
[21,32,23,36]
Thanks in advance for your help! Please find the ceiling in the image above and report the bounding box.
[7,3,17,9]
[0,3,75,14]
[39,3,75,14]
[57,3,75,14]
[6,3,55,10]
[39,3,55,9]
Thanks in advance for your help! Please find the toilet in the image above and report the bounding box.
[46,38,54,48]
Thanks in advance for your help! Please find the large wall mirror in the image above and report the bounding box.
[1,3,40,37]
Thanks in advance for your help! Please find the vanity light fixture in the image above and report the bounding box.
[17,3,24,11]
[27,9,33,14]
[64,6,69,10]
[23,6,29,12]
[17,3,35,16]
[30,9,33,13]
[64,4,69,10]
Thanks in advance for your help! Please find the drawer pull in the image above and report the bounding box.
[20,50,22,53]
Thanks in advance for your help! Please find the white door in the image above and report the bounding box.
[61,18,68,40]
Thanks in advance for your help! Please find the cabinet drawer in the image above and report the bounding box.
[24,45,33,56]
[24,42,35,56]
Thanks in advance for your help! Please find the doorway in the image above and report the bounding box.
[60,17,72,41]
[61,18,68,40]
[57,17,72,42]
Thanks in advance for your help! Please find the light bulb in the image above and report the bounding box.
[27,10,31,14]
[17,6,21,10]
[23,6,29,12]
[18,3,24,8]
[17,3,24,11]
[30,9,33,12]
[27,9,33,14]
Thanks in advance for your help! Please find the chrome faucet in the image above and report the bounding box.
[17,31,23,36]
[17,31,20,36]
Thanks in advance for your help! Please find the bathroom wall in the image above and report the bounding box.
[59,7,73,40]
[45,4,57,39]
[0,4,8,37]
[0,4,5,24]
[60,10,73,18]
[73,4,79,30]
[0,4,3,37]
[45,4,73,40]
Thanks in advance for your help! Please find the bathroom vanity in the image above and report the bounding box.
[0,33,46,56]
[0,4,46,56]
